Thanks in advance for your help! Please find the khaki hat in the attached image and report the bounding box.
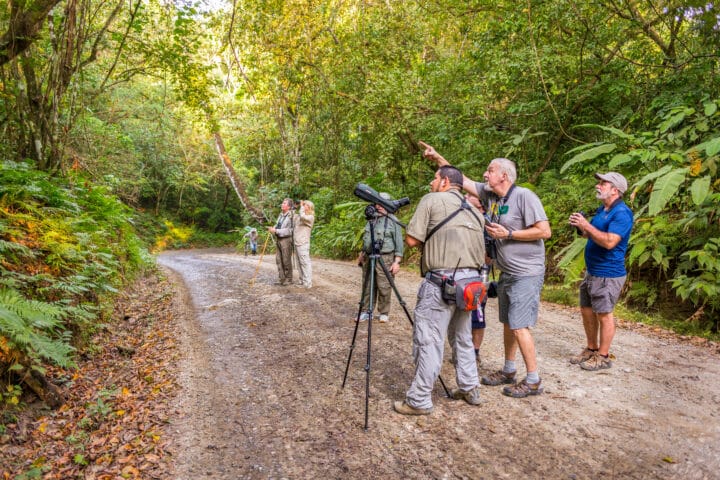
[595,172,628,194]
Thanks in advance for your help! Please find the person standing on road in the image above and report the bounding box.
[268,198,294,286]
[568,172,634,371]
[294,200,315,288]
[357,193,403,323]
[243,228,258,255]
[421,141,551,399]
[394,166,486,416]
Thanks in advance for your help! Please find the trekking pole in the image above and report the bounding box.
[250,233,272,287]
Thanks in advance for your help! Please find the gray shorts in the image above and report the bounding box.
[497,273,544,330]
[580,274,626,313]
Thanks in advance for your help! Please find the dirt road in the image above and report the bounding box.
[158,248,720,480]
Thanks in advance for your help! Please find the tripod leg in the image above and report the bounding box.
[363,255,378,430]
[376,257,451,398]
[341,262,372,389]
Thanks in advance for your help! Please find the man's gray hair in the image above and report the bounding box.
[491,158,517,184]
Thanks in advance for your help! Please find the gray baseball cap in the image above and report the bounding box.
[595,172,628,194]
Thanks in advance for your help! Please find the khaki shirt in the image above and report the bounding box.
[362,215,404,257]
[293,211,314,246]
[406,189,485,275]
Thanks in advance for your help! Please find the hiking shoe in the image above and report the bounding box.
[393,400,432,416]
[580,352,613,371]
[481,370,516,386]
[378,314,389,323]
[502,378,544,398]
[358,312,369,322]
[569,347,597,365]
[451,386,484,406]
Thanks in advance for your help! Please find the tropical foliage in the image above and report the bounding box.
[1,0,719,407]
[0,161,151,390]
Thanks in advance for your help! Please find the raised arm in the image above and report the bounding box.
[419,140,480,197]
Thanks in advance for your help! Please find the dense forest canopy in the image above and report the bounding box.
[1,0,719,392]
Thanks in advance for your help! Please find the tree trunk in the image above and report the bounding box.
[213,132,269,225]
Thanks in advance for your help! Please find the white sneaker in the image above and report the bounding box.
[358,312,369,322]
[378,314,389,323]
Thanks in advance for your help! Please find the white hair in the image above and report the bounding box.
[491,158,517,184]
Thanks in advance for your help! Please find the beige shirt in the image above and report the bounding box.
[407,189,485,275]
[293,211,315,246]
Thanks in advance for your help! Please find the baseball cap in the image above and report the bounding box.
[595,172,628,194]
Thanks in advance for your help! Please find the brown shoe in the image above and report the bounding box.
[450,386,484,406]
[481,370,516,386]
[393,400,432,416]
[569,347,597,365]
[502,378,544,398]
[580,352,613,371]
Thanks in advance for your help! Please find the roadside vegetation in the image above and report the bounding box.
[1,1,719,475]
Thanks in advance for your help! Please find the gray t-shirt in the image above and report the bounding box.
[407,189,485,275]
[475,182,548,277]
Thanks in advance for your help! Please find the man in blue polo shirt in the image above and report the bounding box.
[569,172,634,370]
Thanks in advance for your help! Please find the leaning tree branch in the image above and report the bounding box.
[213,132,269,226]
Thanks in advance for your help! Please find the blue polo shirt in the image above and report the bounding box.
[585,199,633,278]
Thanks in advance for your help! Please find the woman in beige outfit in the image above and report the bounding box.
[293,200,315,288]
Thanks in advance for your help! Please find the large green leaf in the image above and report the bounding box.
[648,168,688,216]
[608,153,633,169]
[634,165,672,190]
[703,101,717,117]
[695,136,720,156]
[690,176,711,206]
[575,124,636,141]
[560,143,617,173]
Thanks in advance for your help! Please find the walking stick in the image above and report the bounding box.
[250,233,272,287]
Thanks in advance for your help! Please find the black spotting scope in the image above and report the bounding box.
[353,183,410,214]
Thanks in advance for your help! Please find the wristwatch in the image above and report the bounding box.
[507,230,514,240]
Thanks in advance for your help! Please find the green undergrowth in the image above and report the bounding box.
[0,160,153,410]
[542,283,719,342]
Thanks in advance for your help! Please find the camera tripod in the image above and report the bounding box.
[341,206,450,430]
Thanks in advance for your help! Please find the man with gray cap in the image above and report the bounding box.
[569,172,634,370]
[357,192,404,323]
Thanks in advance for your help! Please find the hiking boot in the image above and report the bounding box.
[481,370,516,386]
[378,314,389,323]
[451,386,483,406]
[358,312,369,322]
[569,347,597,365]
[393,400,432,416]
[580,352,613,371]
[502,378,544,398]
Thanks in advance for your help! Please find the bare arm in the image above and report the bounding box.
[569,213,621,249]
[406,234,422,248]
[419,140,480,196]
[486,220,552,241]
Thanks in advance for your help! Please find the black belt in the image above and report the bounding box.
[425,271,452,288]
